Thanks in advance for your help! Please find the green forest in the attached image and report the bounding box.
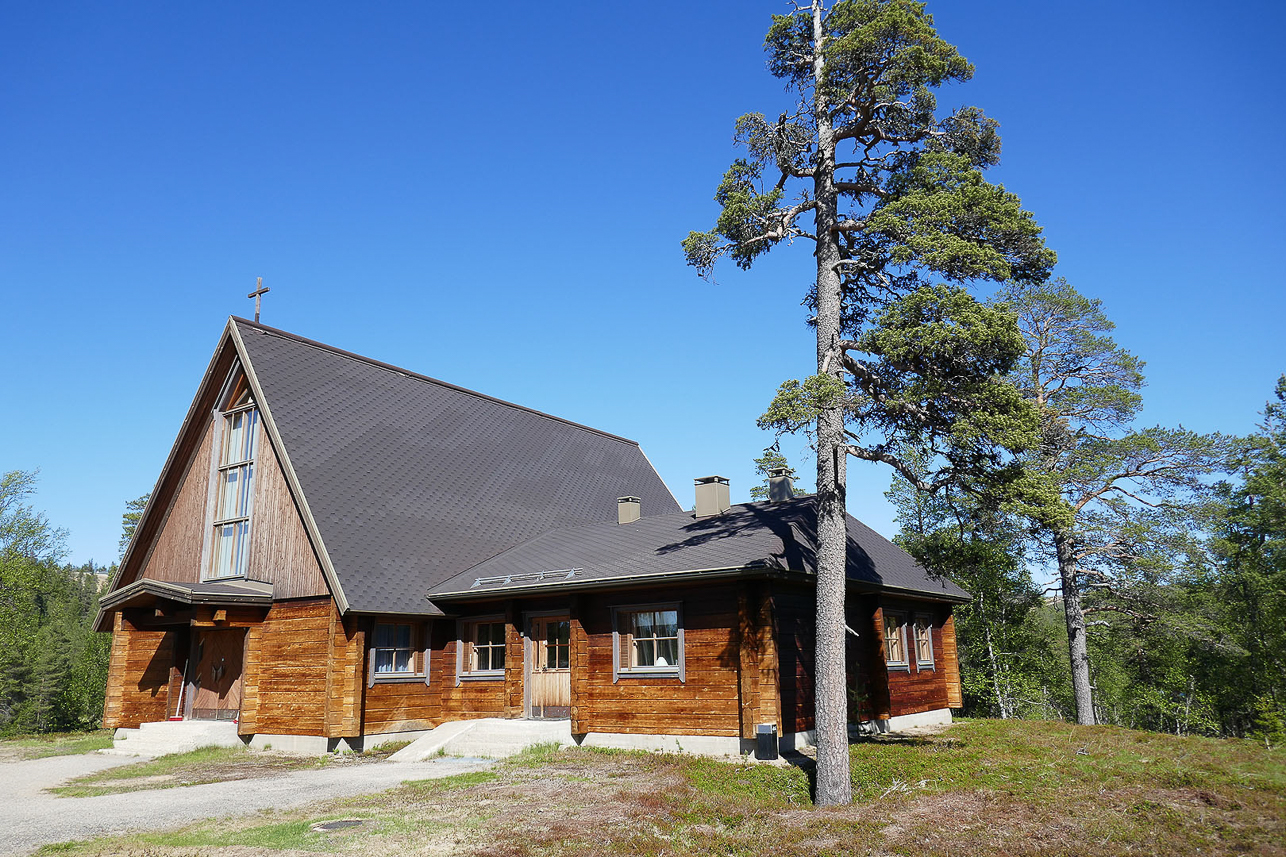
[0,472,140,735]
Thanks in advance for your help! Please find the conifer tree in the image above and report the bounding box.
[686,0,1053,803]
[998,279,1232,724]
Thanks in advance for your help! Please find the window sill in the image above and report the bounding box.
[372,674,428,684]
[617,669,682,680]
[459,672,505,682]
[887,664,911,673]
[916,663,936,671]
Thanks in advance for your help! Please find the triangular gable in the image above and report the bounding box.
[101,319,348,629]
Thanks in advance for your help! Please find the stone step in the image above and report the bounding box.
[390,718,573,762]
[105,720,244,758]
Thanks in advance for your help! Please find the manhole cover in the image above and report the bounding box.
[311,819,365,832]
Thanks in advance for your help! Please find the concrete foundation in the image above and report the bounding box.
[576,732,745,757]
[863,707,954,734]
[110,710,954,760]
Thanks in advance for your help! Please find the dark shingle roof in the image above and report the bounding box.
[430,497,969,603]
[234,319,681,614]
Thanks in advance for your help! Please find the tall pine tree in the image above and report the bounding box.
[686,0,1054,803]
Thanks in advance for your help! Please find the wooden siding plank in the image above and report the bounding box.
[139,421,215,584]
[247,423,329,599]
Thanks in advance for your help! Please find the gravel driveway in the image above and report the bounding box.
[0,751,492,856]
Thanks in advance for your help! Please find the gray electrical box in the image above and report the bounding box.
[755,723,778,760]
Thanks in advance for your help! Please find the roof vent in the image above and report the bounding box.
[694,476,731,518]
[768,467,795,502]
[617,496,641,525]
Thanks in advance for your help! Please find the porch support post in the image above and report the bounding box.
[568,595,586,734]
[503,601,523,719]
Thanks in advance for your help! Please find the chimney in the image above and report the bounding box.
[694,476,731,517]
[617,496,641,525]
[768,467,795,502]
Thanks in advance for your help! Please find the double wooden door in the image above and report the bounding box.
[189,629,245,721]
[529,616,570,719]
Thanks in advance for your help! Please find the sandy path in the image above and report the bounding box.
[0,751,490,856]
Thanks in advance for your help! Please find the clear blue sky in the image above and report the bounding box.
[3,1,1283,566]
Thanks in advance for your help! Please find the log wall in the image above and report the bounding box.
[942,613,963,708]
[736,582,781,739]
[436,618,507,720]
[326,612,366,737]
[876,600,954,718]
[774,588,816,734]
[361,620,437,735]
[577,583,743,737]
[239,598,332,736]
[102,612,176,729]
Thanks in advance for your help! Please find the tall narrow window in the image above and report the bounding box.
[211,388,258,579]
[883,611,908,669]
[914,615,935,668]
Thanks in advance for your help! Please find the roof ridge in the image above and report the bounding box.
[231,317,640,446]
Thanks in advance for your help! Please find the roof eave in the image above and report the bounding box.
[429,565,970,605]
[96,578,275,618]
[428,564,800,601]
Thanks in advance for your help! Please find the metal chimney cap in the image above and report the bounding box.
[617,496,642,525]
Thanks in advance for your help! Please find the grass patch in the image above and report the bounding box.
[0,730,113,760]
[49,744,325,797]
[31,720,1286,857]
[133,818,334,851]
[366,738,413,757]
[396,768,500,792]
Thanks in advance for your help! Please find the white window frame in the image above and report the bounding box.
[883,610,910,671]
[455,615,507,685]
[366,621,431,687]
[206,375,259,582]
[611,602,685,683]
[914,613,935,670]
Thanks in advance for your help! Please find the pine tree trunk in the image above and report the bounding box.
[1054,529,1095,725]
[809,0,853,808]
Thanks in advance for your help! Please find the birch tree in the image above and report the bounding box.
[685,0,1054,804]
[1000,278,1232,725]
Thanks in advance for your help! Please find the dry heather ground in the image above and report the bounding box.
[38,719,1286,857]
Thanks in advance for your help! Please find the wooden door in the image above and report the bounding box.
[529,616,571,719]
[190,629,245,721]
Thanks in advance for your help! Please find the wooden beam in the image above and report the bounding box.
[870,606,892,720]
[737,586,759,740]
[942,612,963,708]
[568,595,585,734]
[757,585,781,731]
[503,602,522,719]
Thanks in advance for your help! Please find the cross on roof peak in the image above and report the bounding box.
[247,277,270,323]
